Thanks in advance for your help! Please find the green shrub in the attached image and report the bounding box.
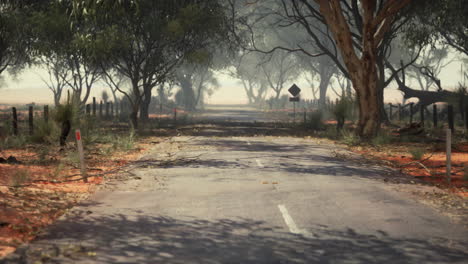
[0,135,29,149]
[53,94,81,146]
[37,146,50,164]
[409,147,426,160]
[64,151,81,167]
[341,129,360,146]
[54,101,79,125]
[112,130,135,151]
[332,98,353,131]
[307,110,323,130]
[371,132,392,146]
[31,119,59,144]
[49,163,65,180]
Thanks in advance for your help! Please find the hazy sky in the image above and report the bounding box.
[0,53,466,106]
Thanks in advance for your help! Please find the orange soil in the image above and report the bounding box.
[0,140,152,257]
[353,143,468,198]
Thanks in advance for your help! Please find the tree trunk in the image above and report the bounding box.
[60,120,71,146]
[318,72,332,107]
[352,65,380,138]
[179,77,196,110]
[140,87,152,121]
[377,58,389,124]
[399,84,455,106]
[130,109,138,129]
[54,92,61,107]
[129,78,140,129]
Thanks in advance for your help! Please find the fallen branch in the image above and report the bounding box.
[398,153,434,167]
[401,162,432,176]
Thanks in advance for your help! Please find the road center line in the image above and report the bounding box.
[255,159,264,168]
[278,205,301,234]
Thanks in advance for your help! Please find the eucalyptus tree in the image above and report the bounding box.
[232,0,420,138]
[260,51,299,101]
[405,0,467,56]
[230,51,269,105]
[74,0,232,128]
[175,61,220,110]
[408,46,450,91]
[0,0,37,77]
[32,0,102,106]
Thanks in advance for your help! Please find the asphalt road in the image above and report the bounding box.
[3,107,468,263]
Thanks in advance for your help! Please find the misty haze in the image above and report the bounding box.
[0,1,467,263]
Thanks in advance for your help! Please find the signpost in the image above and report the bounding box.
[75,129,87,183]
[288,84,301,122]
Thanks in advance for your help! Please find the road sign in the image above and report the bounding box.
[289,97,300,102]
[288,84,301,97]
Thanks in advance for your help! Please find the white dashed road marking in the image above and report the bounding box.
[278,204,313,238]
[255,159,264,168]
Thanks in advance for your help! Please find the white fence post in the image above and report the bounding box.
[75,129,87,183]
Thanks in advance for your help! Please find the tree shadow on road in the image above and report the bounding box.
[192,138,410,184]
[3,212,467,263]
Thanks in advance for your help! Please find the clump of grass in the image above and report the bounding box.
[409,147,426,160]
[0,135,29,149]
[64,151,81,167]
[37,146,51,165]
[371,132,392,146]
[322,125,338,139]
[341,129,360,146]
[31,119,59,144]
[112,130,135,151]
[49,163,65,180]
[10,169,30,187]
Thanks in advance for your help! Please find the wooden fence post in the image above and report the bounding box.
[446,128,451,185]
[447,105,454,133]
[465,103,468,132]
[303,108,307,128]
[409,103,414,124]
[105,102,110,119]
[174,107,177,128]
[110,102,114,118]
[92,97,97,116]
[28,106,34,135]
[114,101,118,117]
[433,104,438,128]
[398,103,402,122]
[420,104,424,127]
[12,107,18,136]
[99,101,103,118]
[389,103,393,121]
[86,104,91,116]
[44,105,49,123]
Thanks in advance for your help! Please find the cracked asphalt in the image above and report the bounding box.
[2,106,468,263]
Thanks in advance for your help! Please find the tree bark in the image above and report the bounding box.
[140,87,152,121]
[318,71,333,107]
[352,66,380,138]
[314,0,411,138]
[178,76,196,111]
[129,78,141,129]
